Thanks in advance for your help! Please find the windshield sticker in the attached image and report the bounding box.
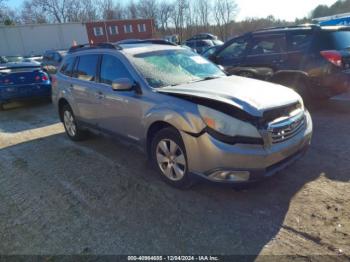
[190,56,210,64]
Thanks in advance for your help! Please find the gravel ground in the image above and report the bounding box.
[0,101,349,259]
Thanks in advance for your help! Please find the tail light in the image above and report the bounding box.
[320,50,343,67]
[35,74,49,82]
[41,74,49,81]
[51,75,57,89]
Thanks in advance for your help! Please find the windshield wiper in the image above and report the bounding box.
[190,76,223,83]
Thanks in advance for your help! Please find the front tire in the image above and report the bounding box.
[61,104,88,141]
[151,127,194,189]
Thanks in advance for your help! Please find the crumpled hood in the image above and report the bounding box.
[157,75,302,117]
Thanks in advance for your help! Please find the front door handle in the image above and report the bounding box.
[96,91,105,99]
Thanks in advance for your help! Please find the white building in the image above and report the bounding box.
[0,22,89,56]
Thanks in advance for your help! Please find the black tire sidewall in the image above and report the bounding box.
[151,127,194,189]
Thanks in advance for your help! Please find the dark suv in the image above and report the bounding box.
[209,25,350,99]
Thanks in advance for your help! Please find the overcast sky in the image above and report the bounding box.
[7,0,339,21]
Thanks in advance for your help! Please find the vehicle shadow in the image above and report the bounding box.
[0,101,59,133]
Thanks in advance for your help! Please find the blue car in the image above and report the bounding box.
[0,62,51,108]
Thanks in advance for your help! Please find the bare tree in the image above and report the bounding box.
[29,0,70,23]
[214,0,238,40]
[98,0,124,20]
[196,0,211,28]
[22,0,99,23]
[137,0,158,20]
[79,0,99,22]
[21,0,48,24]
[158,0,173,31]
[0,0,8,22]
[126,0,138,19]
[171,0,189,41]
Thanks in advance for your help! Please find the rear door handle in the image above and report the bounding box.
[96,91,105,99]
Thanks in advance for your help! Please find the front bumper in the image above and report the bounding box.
[181,111,313,183]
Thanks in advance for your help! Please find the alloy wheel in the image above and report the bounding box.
[156,139,187,181]
[63,110,77,137]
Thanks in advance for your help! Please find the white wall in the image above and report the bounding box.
[0,23,89,56]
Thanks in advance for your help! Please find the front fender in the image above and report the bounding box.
[143,103,206,139]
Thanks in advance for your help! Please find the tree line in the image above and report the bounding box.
[0,0,239,40]
[0,0,348,41]
[311,0,350,19]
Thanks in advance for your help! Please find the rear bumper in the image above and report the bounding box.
[181,110,312,184]
[0,84,51,103]
[313,71,350,97]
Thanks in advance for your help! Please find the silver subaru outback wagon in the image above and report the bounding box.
[52,41,313,188]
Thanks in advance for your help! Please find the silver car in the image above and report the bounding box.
[52,41,312,188]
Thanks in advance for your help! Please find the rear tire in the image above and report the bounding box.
[61,104,88,141]
[151,127,195,189]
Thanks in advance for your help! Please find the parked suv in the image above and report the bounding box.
[53,40,312,188]
[209,25,350,99]
[42,50,67,75]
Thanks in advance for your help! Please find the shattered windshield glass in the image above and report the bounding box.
[128,49,225,88]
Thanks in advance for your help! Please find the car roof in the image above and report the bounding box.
[120,43,183,55]
[252,24,350,35]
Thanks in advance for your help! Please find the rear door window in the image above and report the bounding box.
[288,31,313,51]
[99,55,132,85]
[249,34,286,55]
[75,55,99,82]
[60,56,76,77]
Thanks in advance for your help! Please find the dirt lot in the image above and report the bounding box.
[0,101,349,259]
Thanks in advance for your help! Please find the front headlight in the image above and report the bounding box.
[198,105,261,138]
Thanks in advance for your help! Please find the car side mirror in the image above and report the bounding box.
[111,78,134,91]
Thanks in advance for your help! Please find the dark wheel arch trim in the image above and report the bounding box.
[58,98,70,122]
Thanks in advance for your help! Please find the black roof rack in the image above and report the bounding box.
[117,39,177,46]
[68,42,122,53]
[255,24,321,32]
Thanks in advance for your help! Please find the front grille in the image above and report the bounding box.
[268,113,306,144]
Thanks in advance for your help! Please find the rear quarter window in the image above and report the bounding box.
[313,31,350,51]
[288,31,313,51]
[60,56,76,77]
[331,31,350,50]
[74,55,99,82]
